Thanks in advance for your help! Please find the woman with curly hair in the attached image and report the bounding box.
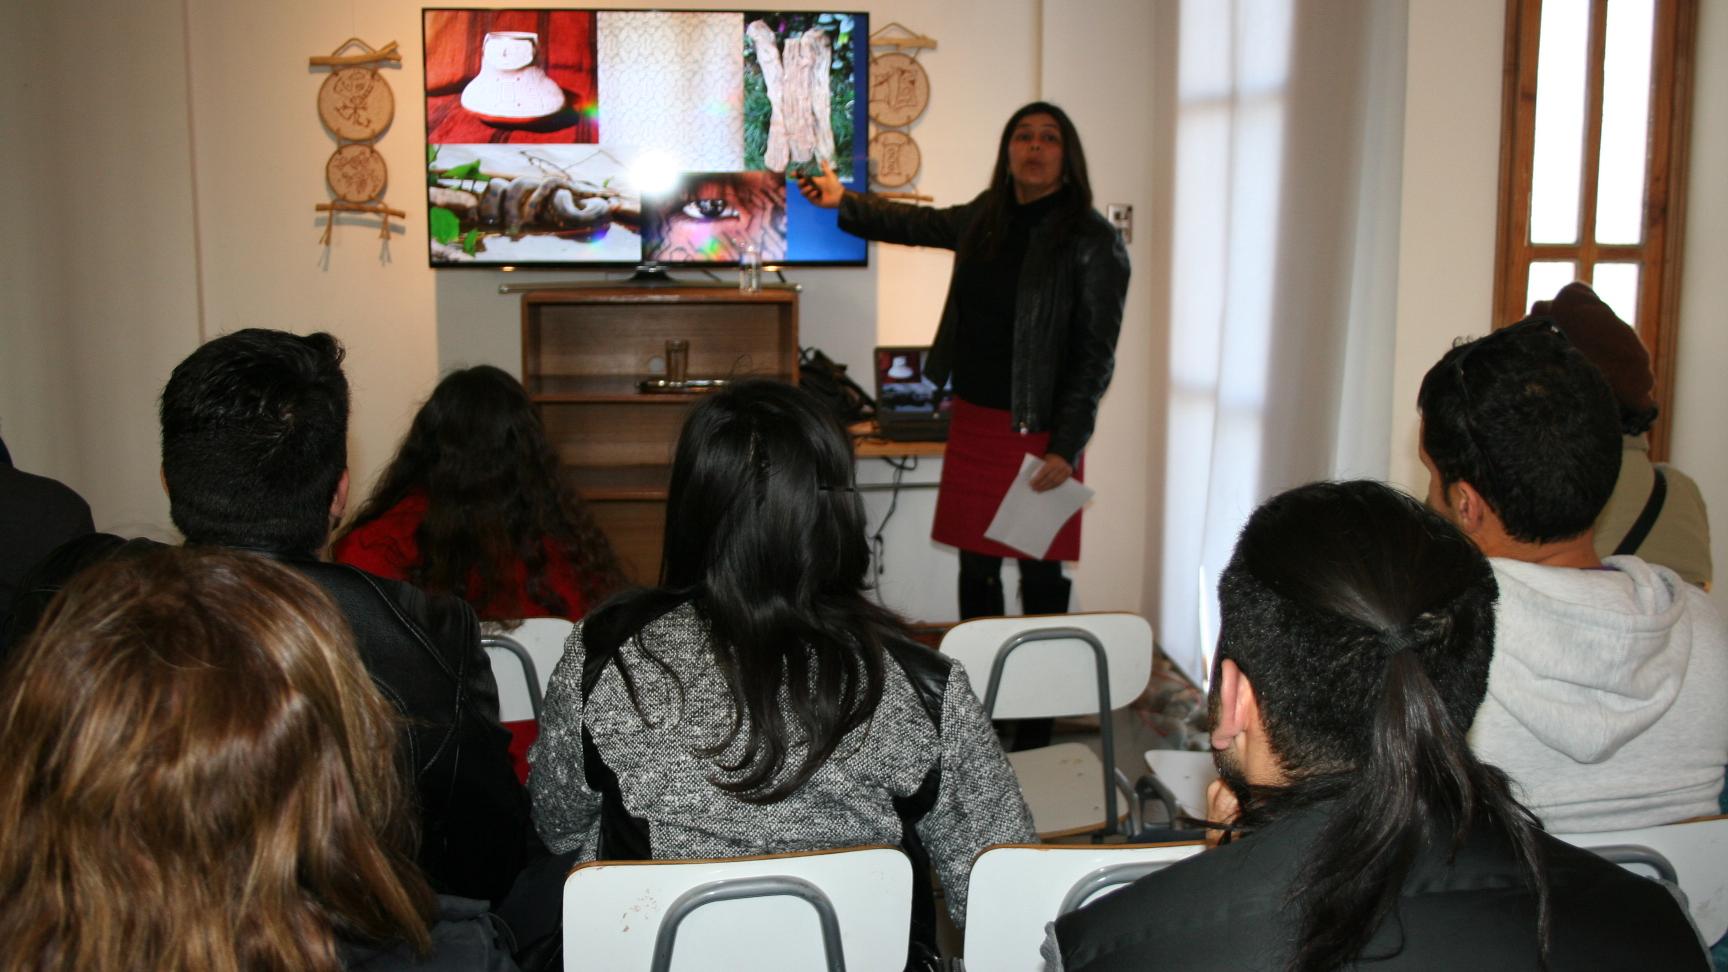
[335,365,624,623]
[0,546,516,972]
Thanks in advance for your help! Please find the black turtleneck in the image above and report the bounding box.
[951,189,1068,410]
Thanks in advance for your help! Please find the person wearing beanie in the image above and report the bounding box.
[1533,282,1712,589]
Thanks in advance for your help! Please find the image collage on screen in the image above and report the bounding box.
[423,8,868,267]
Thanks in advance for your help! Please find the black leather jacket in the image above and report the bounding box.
[838,189,1131,462]
[2,534,535,904]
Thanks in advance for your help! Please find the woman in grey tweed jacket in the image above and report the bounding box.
[528,381,1033,944]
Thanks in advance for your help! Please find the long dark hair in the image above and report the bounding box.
[1215,481,1549,972]
[965,101,1096,258]
[582,380,909,803]
[337,365,623,619]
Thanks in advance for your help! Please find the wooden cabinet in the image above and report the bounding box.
[521,285,799,583]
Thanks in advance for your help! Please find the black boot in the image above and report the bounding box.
[1019,563,1072,616]
[958,553,1006,619]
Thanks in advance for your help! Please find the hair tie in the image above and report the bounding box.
[1382,621,1422,657]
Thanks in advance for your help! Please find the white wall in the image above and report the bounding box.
[1668,0,1728,611]
[0,0,203,538]
[1386,0,1507,496]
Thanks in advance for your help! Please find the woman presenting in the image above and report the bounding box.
[800,101,1130,635]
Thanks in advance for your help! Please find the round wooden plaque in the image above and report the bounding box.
[325,144,388,203]
[868,130,921,188]
[318,67,395,141]
[868,52,929,128]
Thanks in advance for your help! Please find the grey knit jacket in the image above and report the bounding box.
[527,602,1034,925]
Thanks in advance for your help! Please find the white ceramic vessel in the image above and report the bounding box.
[460,31,564,121]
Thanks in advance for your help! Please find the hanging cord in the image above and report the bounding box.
[868,455,918,581]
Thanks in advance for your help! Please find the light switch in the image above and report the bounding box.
[1107,204,1132,243]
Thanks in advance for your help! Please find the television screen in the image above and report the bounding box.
[422,8,869,268]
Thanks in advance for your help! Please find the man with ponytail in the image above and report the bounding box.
[1051,481,1703,970]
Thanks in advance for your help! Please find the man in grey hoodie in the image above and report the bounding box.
[1417,317,1728,833]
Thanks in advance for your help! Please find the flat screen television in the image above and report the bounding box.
[422,8,869,269]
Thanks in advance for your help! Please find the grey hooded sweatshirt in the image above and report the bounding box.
[1470,555,1728,833]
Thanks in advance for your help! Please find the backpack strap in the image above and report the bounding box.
[1613,467,1668,558]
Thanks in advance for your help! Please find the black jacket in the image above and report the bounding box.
[0,459,93,636]
[341,896,520,972]
[838,189,1131,462]
[2,534,535,904]
[1054,801,1707,970]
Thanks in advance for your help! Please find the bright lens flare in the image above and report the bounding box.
[633,151,681,198]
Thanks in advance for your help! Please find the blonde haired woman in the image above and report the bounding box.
[0,547,517,972]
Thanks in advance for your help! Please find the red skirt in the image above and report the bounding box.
[931,398,1083,561]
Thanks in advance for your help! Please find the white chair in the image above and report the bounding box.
[562,846,913,972]
[1142,749,1220,826]
[940,613,1155,838]
[962,841,1206,970]
[1556,814,1728,943]
[479,617,575,722]
[482,618,575,781]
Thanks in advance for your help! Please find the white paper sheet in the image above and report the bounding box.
[983,454,1095,559]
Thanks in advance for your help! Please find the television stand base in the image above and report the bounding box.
[628,262,675,283]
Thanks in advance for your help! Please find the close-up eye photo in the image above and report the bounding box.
[680,197,740,221]
[642,170,788,263]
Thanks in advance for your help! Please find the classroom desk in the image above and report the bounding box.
[848,421,945,493]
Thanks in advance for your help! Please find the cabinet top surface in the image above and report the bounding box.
[522,286,798,305]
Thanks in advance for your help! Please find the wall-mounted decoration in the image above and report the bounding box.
[866,129,919,189]
[327,144,389,202]
[318,64,395,140]
[866,51,928,128]
[866,22,934,204]
[310,39,406,247]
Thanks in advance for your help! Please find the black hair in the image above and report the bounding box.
[160,329,349,555]
[582,379,907,803]
[335,365,624,620]
[1417,317,1622,544]
[1214,480,1549,972]
[965,101,1096,259]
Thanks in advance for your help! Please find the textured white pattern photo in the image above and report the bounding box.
[596,11,745,172]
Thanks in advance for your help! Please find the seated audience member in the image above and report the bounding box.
[1533,281,1712,588]
[0,432,93,635]
[2,330,533,903]
[529,380,1034,955]
[334,365,624,622]
[1051,481,1706,971]
[1419,317,1728,832]
[0,547,517,972]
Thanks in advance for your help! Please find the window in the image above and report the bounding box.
[1492,0,1698,457]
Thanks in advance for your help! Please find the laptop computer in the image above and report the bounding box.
[872,346,951,442]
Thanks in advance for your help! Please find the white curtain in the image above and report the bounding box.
[1153,0,1410,684]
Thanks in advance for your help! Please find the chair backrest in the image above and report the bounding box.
[938,613,1153,720]
[479,617,575,721]
[563,846,913,972]
[963,842,1206,970]
[482,634,541,723]
[1556,814,1728,943]
[504,616,575,695]
[1144,749,1220,820]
